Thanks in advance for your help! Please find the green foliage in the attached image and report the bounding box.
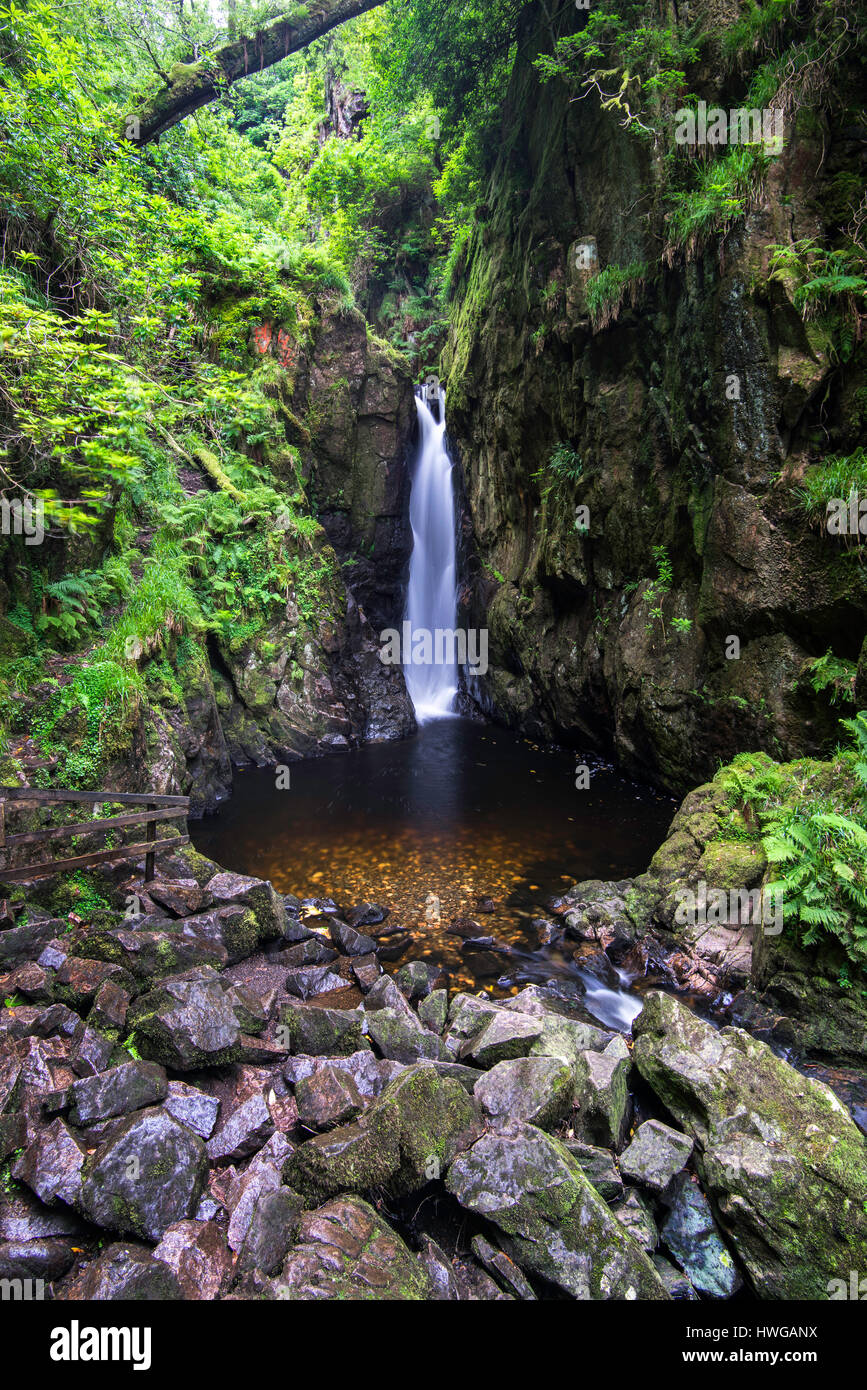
[763,809,867,965]
[665,147,762,259]
[795,449,867,528]
[802,650,857,707]
[719,725,867,972]
[585,261,647,330]
[768,239,867,363]
[534,3,700,141]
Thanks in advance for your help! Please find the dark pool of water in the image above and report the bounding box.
[192,718,675,1007]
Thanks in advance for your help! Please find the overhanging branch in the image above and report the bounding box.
[126,0,385,146]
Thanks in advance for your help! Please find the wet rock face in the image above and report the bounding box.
[442,6,866,795]
[274,1195,432,1300]
[446,1123,669,1301]
[299,308,416,636]
[80,1107,209,1243]
[632,991,867,1298]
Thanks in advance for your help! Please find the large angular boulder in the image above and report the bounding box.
[660,1172,741,1299]
[572,1036,632,1147]
[163,1080,220,1140]
[66,1062,168,1127]
[284,965,347,1000]
[446,1123,668,1300]
[277,1002,369,1056]
[619,1119,694,1191]
[285,1063,482,1200]
[272,1196,432,1300]
[58,1241,183,1300]
[73,927,226,982]
[204,872,285,947]
[127,967,265,1070]
[474,1057,573,1130]
[363,1007,448,1063]
[295,1065,365,1132]
[13,1120,86,1207]
[206,1091,274,1163]
[153,1219,234,1299]
[283,1051,403,1101]
[80,1106,208,1242]
[633,991,867,1298]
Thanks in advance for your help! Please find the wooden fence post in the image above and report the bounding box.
[145,802,156,883]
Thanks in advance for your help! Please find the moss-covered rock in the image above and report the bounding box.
[633,992,867,1298]
[446,1122,669,1300]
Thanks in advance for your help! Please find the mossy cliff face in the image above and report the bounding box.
[443,3,867,794]
[293,309,416,636]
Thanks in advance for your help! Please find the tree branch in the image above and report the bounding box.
[126,0,385,145]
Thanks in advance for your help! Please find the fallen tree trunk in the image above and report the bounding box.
[126,0,385,146]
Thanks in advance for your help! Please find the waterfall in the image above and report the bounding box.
[403,386,459,721]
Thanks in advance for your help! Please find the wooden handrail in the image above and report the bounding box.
[0,786,190,884]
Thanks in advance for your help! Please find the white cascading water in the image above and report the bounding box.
[403,387,459,721]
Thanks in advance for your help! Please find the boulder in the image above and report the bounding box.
[204,871,285,945]
[273,1195,431,1300]
[0,1236,76,1282]
[285,1063,482,1200]
[66,1062,168,1127]
[417,1234,460,1301]
[147,879,210,917]
[350,954,382,992]
[88,980,130,1034]
[52,956,137,1009]
[295,1065,365,1131]
[70,1024,115,1078]
[283,1051,403,1101]
[329,919,377,956]
[446,1123,668,1300]
[395,959,445,1001]
[363,1007,448,1063]
[153,1219,233,1299]
[206,1091,275,1163]
[284,965,347,1000]
[564,1141,624,1201]
[418,989,448,1033]
[127,967,265,1070]
[59,1241,182,1300]
[13,1119,86,1207]
[573,1036,631,1147]
[471,1233,536,1300]
[633,991,867,1299]
[163,1080,220,1140]
[474,1057,573,1130]
[279,938,338,968]
[619,1119,694,1191]
[659,1171,742,1299]
[461,1011,544,1066]
[277,1002,369,1056]
[80,1106,208,1242]
[610,1188,658,1252]
[236,1188,305,1276]
[344,904,389,928]
[73,928,226,982]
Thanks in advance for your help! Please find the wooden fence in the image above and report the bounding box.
[0,788,190,883]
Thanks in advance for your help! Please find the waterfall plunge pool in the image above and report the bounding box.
[192,718,675,1020]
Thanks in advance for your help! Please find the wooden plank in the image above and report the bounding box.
[0,835,190,882]
[0,788,189,808]
[6,807,185,849]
